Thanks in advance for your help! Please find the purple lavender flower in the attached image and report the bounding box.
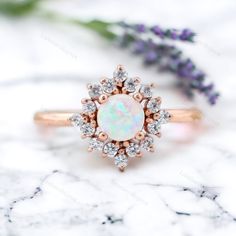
[180,29,195,41]
[135,24,146,33]
[119,21,196,42]
[132,40,146,54]
[151,25,165,38]
[144,51,158,64]
[118,32,219,104]
[98,20,219,104]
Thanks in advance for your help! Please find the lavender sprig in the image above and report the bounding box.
[0,0,219,105]
[119,22,196,42]
[120,36,219,105]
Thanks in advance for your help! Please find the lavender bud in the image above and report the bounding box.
[180,29,195,42]
[135,24,146,33]
[151,25,164,38]
[144,51,158,64]
[132,40,146,54]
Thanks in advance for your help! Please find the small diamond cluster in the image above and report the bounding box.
[70,66,170,170]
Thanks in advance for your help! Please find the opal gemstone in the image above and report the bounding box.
[97,94,144,141]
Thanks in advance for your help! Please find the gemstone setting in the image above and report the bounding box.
[140,85,152,98]
[147,120,161,135]
[89,138,104,151]
[82,100,97,113]
[126,142,140,157]
[147,98,160,113]
[124,78,138,92]
[70,113,84,127]
[115,154,128,168]
[80,123,95,136]
[97,94,145,141]
[103,142,119,158]
[102,78,116,93]
[113,69,128,82]
[140,135,154,151]
[88,84,103,98]
[70,65,169,170]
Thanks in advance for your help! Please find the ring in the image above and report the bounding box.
[34,65,202,171]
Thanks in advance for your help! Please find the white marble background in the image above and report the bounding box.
[0,0,236,235]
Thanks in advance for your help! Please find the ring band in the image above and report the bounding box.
[34,109,202,126]
[34,65,202,171]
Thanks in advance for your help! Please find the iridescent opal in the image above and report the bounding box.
[97,94,144,141]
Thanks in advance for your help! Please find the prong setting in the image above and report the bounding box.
[70,66,170,170]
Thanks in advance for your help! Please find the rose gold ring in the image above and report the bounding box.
[34,65,202,171]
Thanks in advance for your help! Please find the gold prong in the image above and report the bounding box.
[153,113,160,120]
[118,148,125,154]
[115,141,120,148]
[98,94,108,104]
[113,88,120,94]
[123,141,130,147]
[156,96,161,104]
[88,147,93,152]
[135,131,145,140]
[82,116,89,123]
[102,153,107,158]
[116,81,123,87]
[146,118,153,123]
[150,83,156,88]
[90,120,96,128]
[87,83,92,89]
[136,152,143,158]
[122,87,128,94]
[134,76,141,84]
[156,132,161,138]
[119,166,125,172]
[100,76,108,84]
[145,109,152,116]
[133,93,143,102]
[117,64,125,71]
[89,112,96,119]
[81,134,87,139]
[98,132,108,141]
[149,145,155,152]
[81,98,90,104]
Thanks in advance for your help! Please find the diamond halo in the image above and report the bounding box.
[70,65,170,171]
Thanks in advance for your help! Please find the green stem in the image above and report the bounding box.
[0,1,117,41]
[73,19,117,40]
[0,0,39,17]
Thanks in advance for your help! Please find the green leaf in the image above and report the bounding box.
[74,19,117,40]
[0,0,39,17]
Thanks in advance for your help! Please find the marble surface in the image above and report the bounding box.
[1,0,236,235]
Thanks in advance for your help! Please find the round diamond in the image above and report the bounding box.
[140,85,152,98]
[70,113,84,127]
[113,70,128,82]
[103,142,119,158]
[158,110,170,124]
[88,84,103,98]
[147,120,161,134]
[89,138,104,151]
[83,101,97,113]
[140,136,154,151]
[115,154,128,168]
[103,78,116,93]
[126,142,140,157]
[147,98,160,113]
[97,94,145,141]
[80,123,95,136]
[124,78,138,93]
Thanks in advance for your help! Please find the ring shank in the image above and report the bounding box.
[34,109,202,126]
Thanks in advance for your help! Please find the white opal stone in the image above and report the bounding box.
[97,94,144,141]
